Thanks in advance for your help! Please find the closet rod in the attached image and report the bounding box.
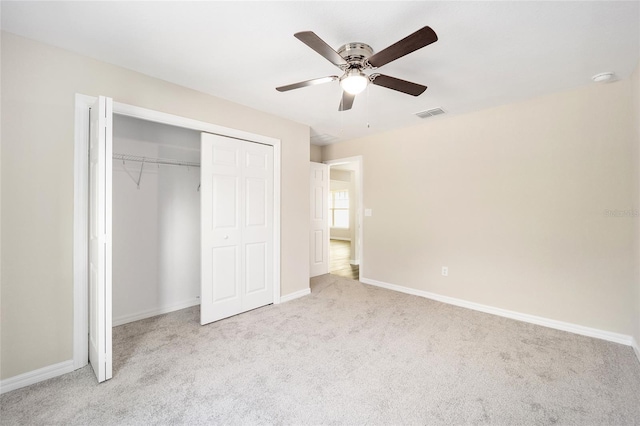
[113,152,200,168]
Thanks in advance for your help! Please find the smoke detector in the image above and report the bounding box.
[592,72,616,83]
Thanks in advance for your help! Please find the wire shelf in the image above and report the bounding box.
[112,152,200,168]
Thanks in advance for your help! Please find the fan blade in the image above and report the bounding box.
[339,91,355,111]
[367,26,438,68]
[294,31,348,67]
[276,76,339,92]
[371,74,427,96]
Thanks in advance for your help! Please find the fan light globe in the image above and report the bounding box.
[340,71,368,95]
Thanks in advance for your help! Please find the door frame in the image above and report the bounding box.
[73,94,282,370]
[323,156,364,278]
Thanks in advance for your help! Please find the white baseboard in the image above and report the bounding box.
[113,298,200,327]
[360,277,634,347]
[632,338,640,364]
[0,360,75,395]
[330,237,351,241]
[279,288,311,303]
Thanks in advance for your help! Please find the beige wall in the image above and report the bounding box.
[632,61,640,347]
[324,77,637,336]
[330,169,351,182]
[329,228,351,240]
[310,144,322,162]
[0,32,310,379]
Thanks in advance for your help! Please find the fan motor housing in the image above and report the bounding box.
[337,42,374,68]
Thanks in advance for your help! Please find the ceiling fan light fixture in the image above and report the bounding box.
[278,26,438,110]
[340,70,368,95]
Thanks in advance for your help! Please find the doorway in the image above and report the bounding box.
[74,95,282,382]
[325,157,363,281]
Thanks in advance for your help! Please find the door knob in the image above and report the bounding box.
[223,235,229,239]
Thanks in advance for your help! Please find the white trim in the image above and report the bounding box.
[324,156,364,277]
[360,276,634,346]
[114,102,278,146]
[0,360,75,395]
[349,259,359,266]
[113,298,200,327]
[74,95,283,373]
[272,137,282,304]
[633,338,640,364]
[279,288,311,303]
[73,94,94,369]
[330,237,351,241]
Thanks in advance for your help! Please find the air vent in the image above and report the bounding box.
[310,133,338,144]
[415,107,446,119]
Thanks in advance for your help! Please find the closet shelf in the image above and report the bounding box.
[113,152,200,168]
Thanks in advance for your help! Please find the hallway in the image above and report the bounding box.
[329,239,359,280]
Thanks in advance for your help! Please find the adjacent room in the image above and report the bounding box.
[328,162,360,280]
[1,1,640,424]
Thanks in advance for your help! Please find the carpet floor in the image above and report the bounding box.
[2,274,640,425]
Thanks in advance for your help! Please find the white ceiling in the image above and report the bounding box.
[2,1,638,145]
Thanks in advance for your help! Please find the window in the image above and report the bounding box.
[330,190,349,228]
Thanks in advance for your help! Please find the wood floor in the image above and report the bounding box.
[329,239,359,280]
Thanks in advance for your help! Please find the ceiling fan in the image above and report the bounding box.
[276,26,438,111]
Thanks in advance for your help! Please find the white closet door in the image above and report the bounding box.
[89,96,113,382]
[241,142,274,311]
[309,162,329,277]
[200,133,274,325]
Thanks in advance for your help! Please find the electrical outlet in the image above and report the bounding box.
[442,266,448,277]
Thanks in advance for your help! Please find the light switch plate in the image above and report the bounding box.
[365,209,373,217]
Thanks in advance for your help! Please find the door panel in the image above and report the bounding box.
[310,162,329,277]
[245,242,267,294]
[314,186,324,219]
[213,176,238,228]
[212,246,240,301]
[246,151,267,169]
[212,145,238,166]
[246,178,266,227]
[241,142,273,311]
[88,96,113,383]
[202,136,242,323]
[313,230,323,263]
[201,134,273,325]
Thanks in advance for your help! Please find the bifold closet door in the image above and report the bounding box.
[89,96,113,383]
[200,133,274,325]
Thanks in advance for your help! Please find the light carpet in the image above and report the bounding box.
[2,274,640,425]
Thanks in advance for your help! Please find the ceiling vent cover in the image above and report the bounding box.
[415,107,445,118]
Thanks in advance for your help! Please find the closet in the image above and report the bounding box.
[111,115,201,325]
[85,96,279,383]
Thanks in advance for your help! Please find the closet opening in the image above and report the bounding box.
[75,95,282,383]
[111,115,202,328]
